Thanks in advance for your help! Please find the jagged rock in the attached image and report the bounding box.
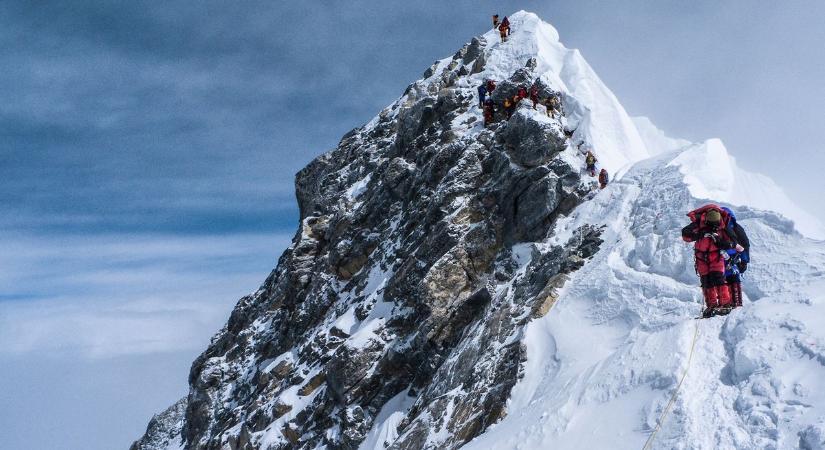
[500,110,566,167]
[272,402,293,419]
[462,37,485,65]
[298,372,326,396]
[130,398,187,450]
[134,13,602,450]
[531,274,568,318]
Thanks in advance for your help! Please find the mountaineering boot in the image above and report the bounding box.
[701,287,719,318]
[715,307,732,316]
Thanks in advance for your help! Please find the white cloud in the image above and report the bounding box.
[0,232,292,358]
[0,231,292,450]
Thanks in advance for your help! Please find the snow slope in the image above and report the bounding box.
[668,139,825,240]
[465,147,825,449]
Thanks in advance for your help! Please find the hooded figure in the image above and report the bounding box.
[477,83,487,108]
[682,204,742,317]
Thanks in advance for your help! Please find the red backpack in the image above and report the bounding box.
[687,204,730,231]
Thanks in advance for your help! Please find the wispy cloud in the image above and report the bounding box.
[0,232,292,358]
[0,231,292,449]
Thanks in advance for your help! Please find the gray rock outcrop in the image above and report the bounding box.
[132,28,604,450]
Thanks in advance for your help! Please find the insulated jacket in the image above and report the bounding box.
[598,170,608,185]
[722,207,750,263]
[486,80,496,92]
[682,204,735,275]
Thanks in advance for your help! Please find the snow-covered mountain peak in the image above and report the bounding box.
[132,11,825,450]
[667,139,825,239]
[411,11,650,176]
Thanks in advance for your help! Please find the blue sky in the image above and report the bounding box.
[2,1,824,449]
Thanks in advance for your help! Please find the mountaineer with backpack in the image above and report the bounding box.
[530,85,539,109]
[499,19,509,41]
[682,205,745,318]
[477,82,487,108]
[585,151,597,177]
[598,168,609,189]
[492,14,500,29]
[544,95,560,118]
[721,207,750,307]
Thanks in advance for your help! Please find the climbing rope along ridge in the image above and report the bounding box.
[641,317,701,450]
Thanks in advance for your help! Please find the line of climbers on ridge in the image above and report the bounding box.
[582,148,609,189]
[480,17,744,319]
[682,204,751,318]
[492,14,511,41]
[476,77,609,190]
[477,80,563,125]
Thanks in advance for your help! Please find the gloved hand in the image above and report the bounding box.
[735,244,745,252]
[737,261,747,273]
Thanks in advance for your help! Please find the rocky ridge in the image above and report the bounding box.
[132,11,643,450]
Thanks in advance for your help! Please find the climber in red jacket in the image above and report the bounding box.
[598,168,608,189]
[682,204,743,317]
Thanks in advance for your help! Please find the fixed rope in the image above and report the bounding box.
[641,317,701,450]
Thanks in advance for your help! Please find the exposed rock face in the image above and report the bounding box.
[133,21,605,450]
[131,398,187,450]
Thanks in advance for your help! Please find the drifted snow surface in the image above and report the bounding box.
[465,146,825,450]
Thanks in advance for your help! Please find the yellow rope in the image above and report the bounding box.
[641,318,701,450]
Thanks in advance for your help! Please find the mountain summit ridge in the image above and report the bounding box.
[133,11,825,450]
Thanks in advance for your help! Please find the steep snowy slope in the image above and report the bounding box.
[132,11,825,450]
[669,139,825,240]
[466,145,825,449]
